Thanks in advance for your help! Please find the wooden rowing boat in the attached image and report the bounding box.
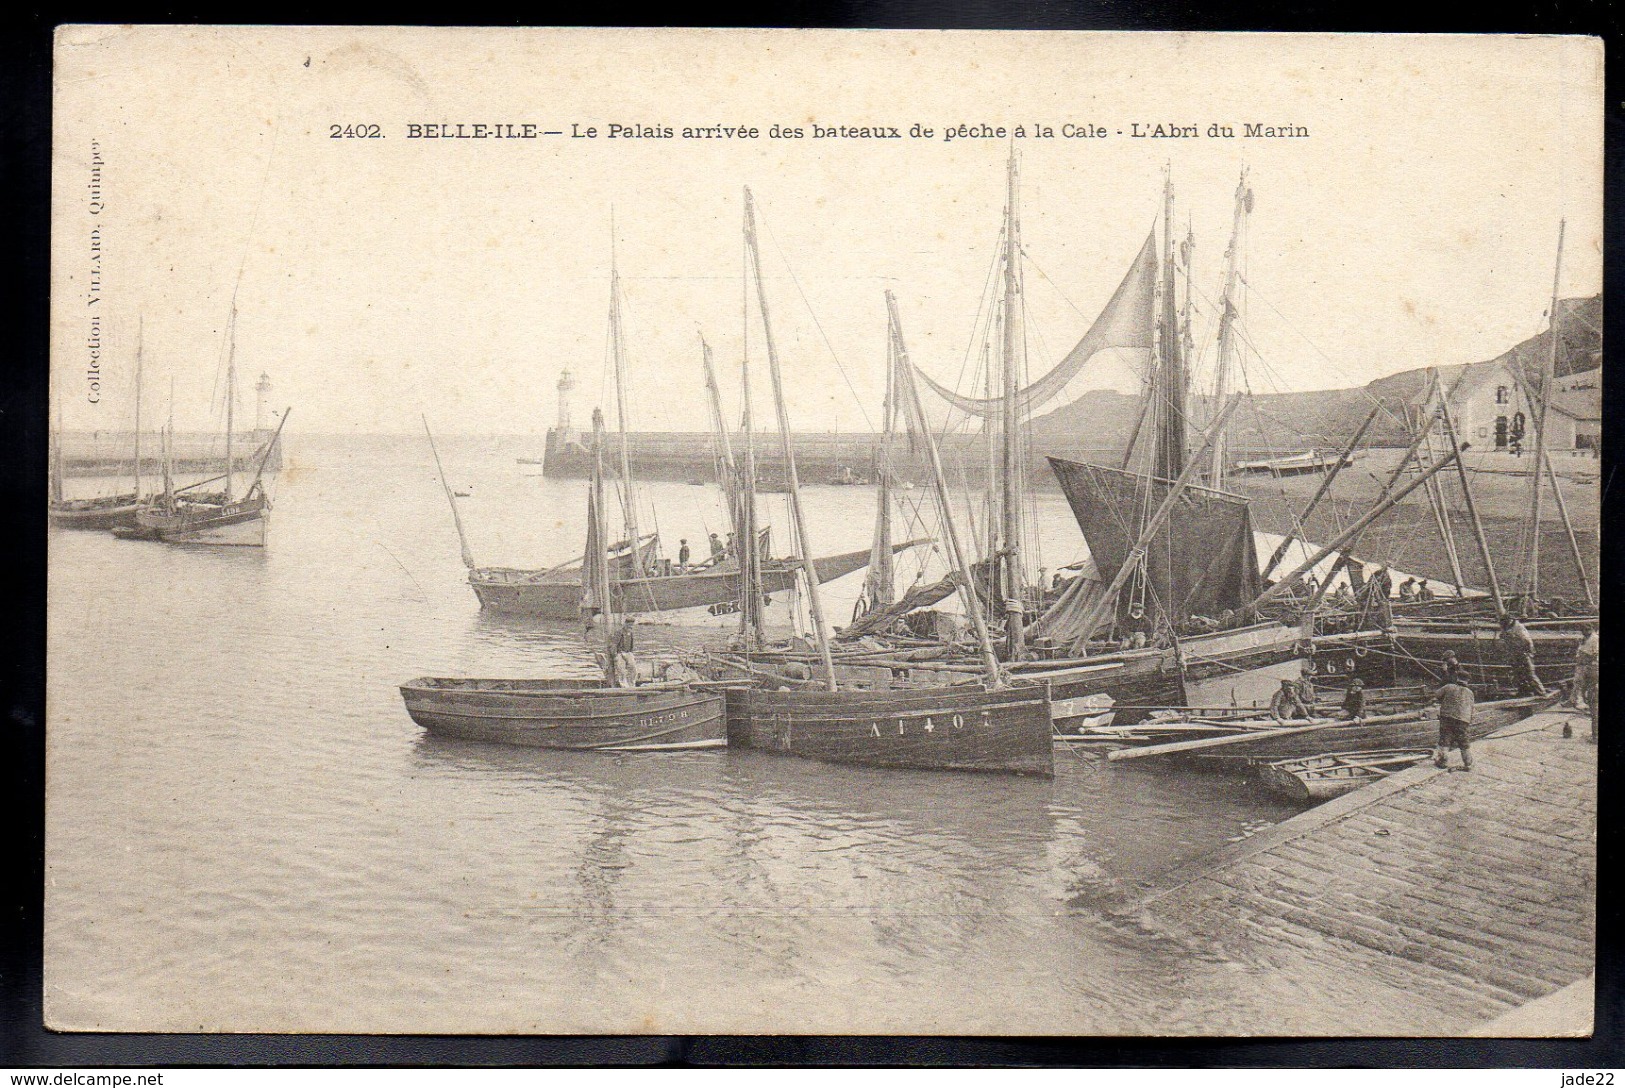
[48,493,144,530]
[1260,748,1433,802]
[400,677,726,751]
[1107,691,1560,765]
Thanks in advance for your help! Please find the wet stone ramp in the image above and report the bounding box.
[1117,713,1596,1035]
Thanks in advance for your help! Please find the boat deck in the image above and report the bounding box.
[1098,710,1596,1035]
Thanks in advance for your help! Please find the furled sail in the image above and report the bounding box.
[837,571,965,642]
[1047,457,1263,630]
[914,229,1159,419]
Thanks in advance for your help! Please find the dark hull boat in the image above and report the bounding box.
[1388,620,1586,687]
[1108,691,1558,766]
[401,678,726,750]
[724,683,1054,775]
[48,494,143,530]
[470,544,915,621]
[135,490,270,547]
[1014,620,1308,728]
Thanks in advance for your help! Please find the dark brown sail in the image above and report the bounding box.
[1046,458,1263,628]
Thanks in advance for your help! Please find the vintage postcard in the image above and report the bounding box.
[47,27,1601,1035]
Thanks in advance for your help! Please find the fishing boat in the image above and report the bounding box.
[466,544,914,621]
[404,410,726,751]
[1259,748,1433,803]
[1234,449,1357,477]
[400,678,725,750]
[711,191,1054,776]
[130,307,288,547]
[49,325,148,530]
[439,240,916,622]
[1106,690,1559,765]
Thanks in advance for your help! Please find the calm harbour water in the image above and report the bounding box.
[47,433,1320,1035]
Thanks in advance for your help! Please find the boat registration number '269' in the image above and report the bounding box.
[867,710,990,737]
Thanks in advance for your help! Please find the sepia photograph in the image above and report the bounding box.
[45,26,1602,1038]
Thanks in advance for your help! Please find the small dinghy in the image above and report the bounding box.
[1260,748,1434,803]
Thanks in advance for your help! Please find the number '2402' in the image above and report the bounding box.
[330,124,382,138]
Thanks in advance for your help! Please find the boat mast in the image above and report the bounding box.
[1155,169,1187,482]
[999,147,1027,660]
[423,415,476,570]
[738,330,763,650]
[743,186,837,689]
[864,331,897,615]
[700,335,740,515]
[162,378,175,506]
[589,408,619,685]
[1209,169,1250,491]
[609,232,645,577]
[1435,381,1504,610]
[1522,219,1564,602]
[223,302,237,503]
[890,292,1003,685]
[132,317,143,498]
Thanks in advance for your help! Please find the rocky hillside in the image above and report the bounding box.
[1028,294,1601,451]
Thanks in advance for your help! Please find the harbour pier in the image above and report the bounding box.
[1103,710,1596,1035]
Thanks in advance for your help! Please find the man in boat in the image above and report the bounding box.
[1398,578,1418,602]
[708,532,724,563]
[613,617,640,688]
[1294,667,1319,714]
[724,532,736,559]
[1440,650,1463,683]
[1120,603,1152,650]
[1339,678,1367,721]
[1417,580,1436,601]
[1498,610,1548,696]
[1270,678,1313,722]
[1572,622,1599,743]
[1433,675,1476,771]
[678,539,691,572]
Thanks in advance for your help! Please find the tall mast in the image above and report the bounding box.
[743,186,837,689]
[738,327,763,650]
[891,292,1003,685]
[1210,168,1250,491]
[423,415,476,570]
[1523,219,1564,601]
[1155,169,1187,482]
[999,147,1027,660]
[223,302,236,503]
[866,325,897,614]
[609,233,645,576]
[132,317,144,497]
[162,378,175,505]
[589,408,618,684]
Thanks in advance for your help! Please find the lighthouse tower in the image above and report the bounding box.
[254,372,272,434]
[555,368,577,440]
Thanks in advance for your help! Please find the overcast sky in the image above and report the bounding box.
[53,28,1603,435]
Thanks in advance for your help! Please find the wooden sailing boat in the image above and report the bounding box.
[49,322,147,530]
[909,162,1307,724]
[132,306,287,546]
[401,409,727,751]
[460,233,918,622]
[719,188,1053,776]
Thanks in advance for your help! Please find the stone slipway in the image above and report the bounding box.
[1112,712,1596,1036]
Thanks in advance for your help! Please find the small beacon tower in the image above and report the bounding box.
[555,368,577,441]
